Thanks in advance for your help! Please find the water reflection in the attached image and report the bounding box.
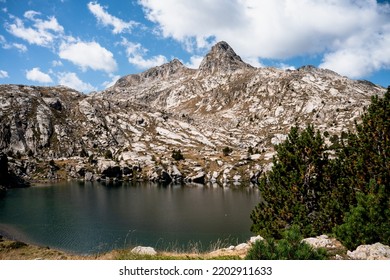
[0,182,260,255]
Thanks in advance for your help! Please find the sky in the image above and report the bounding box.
[0,0,389,93]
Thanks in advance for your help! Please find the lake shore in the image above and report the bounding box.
[0,233,246,260]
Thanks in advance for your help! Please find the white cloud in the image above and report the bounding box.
[0,70,9,78]
[24,10,40,20]
[0,34,28,52]
[185,55,203,69]
[59,41,117,72]
[5,11,64,47]
[139,0,390,79]
[88,1,137,34]
[52,60,63,67]
[320,23,390,78]
[121,39,167,69]
[242,56,263,68]
[102,74,120,89]
[58,72,97,93]
[277,63,296,71]
[26,67,53,83]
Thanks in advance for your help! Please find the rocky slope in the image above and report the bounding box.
[0,41,386,185]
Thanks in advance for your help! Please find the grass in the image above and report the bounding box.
[0,236,244,260]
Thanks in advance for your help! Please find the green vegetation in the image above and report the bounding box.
[115,251,240,260]
[222,146,233,156]
[334,181,390,250]
[104,150,113,159]
[171,149,184,161]
[251,87,390,250]
[245,226,327,260]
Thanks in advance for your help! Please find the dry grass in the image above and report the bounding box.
[0,237,243,260]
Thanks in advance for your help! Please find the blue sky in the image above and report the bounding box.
[0,0,389,93]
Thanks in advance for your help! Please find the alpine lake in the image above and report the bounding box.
[0,181,260,255]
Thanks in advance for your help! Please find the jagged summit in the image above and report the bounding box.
[142,58,189,79]
[198,41,253,74]
[114,58,192,88]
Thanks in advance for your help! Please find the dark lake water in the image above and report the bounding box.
[0,182,260,255]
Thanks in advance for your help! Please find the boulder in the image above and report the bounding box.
[131,246,157,256]
[169,165,182,183]
[161,170,172,184]
[235,243,250,251]
[98,160,122,179]
[190,171,205,184]
[302,235,336,249]
[347,243,390,260]
[84,172,94,181]
[250,235,264,244]
[122,166,133,176]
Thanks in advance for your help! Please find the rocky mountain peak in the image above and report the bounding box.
[114,58,191,88]
[198,41,253,74]
[142,58,188,79]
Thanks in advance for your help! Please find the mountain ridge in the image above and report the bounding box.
[0,41,386,186]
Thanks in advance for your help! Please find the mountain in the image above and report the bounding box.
[0,42,386,186]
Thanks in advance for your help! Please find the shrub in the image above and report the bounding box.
[88,154,95,164]
[222,146,233,156]
[334,181,390,250]
[245,225,327,260]
[104,150,113,159]
[79,149,88,158]
[171,149,184,161]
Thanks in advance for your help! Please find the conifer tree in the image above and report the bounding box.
[250,125,330,238]
[336,87,389,195]
[334,87,390,248]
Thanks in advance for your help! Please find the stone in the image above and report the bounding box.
[250,235,264,244]
[161,170,172,184]
[303,235,336,248]
[169,165,182,183]
[235,243,250,251]
[84,172,94,181]
[347,243,390,260]
[131,246,157,256]
[187,171,205,184]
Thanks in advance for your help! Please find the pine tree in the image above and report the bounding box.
[333,87,390,248]
[250,125,331,238]
[336,87,390,195]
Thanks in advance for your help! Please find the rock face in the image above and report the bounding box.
[0,41,386,184]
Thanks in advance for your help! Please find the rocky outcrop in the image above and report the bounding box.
[347,243,390,260]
